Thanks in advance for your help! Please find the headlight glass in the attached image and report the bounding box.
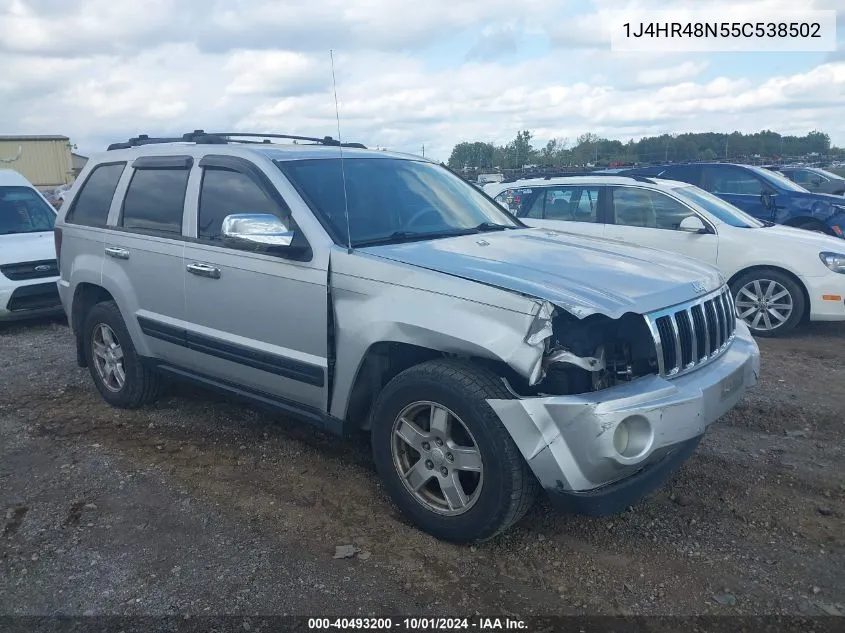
[819,251,845,273]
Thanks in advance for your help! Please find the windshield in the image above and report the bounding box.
[749,165,808,192]
[671,185,764,228]
[811,167,844,181]
[278,158,522,247]
[0,186,57,235]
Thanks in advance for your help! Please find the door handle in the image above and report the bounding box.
[105,246,129,260]
[186,262,221,279]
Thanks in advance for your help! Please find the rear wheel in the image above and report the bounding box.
[730,269,805,337]
[371,359,538,542]
[83,301,162,408]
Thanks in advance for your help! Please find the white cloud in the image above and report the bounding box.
[635,61,709,86]
[2,0,845,162]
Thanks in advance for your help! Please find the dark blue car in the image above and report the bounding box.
[620,162,845,239]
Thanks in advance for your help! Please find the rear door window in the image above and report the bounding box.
[120,168,190,235]
[65,163,125,227]
[611,186,697,230]
[542,186,600,222]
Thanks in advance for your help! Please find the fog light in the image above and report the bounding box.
[613,422,629,455]
[613,416,653,459]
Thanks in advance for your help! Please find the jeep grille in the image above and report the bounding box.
[645,286,737,377]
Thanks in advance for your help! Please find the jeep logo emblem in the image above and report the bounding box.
[691,281,707,293]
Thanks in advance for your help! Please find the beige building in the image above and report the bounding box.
[0,135,75,189]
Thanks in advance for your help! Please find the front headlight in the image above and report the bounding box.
[819,251,845,273]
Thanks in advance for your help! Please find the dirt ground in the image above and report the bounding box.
[1,317,843,617]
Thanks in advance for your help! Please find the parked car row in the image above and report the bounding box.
[614,162,845,237]
[484,174,845,337]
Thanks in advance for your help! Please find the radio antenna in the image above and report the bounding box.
[330,49,353,254]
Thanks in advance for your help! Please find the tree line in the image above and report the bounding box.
[447,130,835,171]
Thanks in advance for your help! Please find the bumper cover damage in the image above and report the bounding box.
[488,322,760,515]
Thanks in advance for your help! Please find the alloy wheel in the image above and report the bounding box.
[735,279,794,332]
[92,323,126,392]
[390,401,484,516]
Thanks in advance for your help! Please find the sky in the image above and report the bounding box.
[1,0,844,163]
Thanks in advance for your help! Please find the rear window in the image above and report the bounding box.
[0,186,56,235]
[120,168,189,235]
[66,163,125,226]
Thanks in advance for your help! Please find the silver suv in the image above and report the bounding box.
[55,131,760,542]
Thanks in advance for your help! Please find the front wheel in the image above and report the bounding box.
[371,359,538,542]
[730,269,805,337]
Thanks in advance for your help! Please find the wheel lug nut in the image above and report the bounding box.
[421,442,430,451]
[434,438,443,446]
[425,460,434,470]
[440,467,448,477]
[446,453,454,462]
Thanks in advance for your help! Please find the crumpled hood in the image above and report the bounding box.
[363,228,724,318]
[0,231,56,266]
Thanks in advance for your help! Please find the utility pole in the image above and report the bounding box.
[725,135,729,159]
[421,144,425,158]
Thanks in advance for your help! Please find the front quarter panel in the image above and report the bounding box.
[328,248,547,419]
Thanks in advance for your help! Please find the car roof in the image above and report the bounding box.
[0,169,37,188]
[486,175,691,191]
[87,142,432,165]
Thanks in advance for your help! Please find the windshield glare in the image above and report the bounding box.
[751,166,808,192]
[0,186,57,235]
[278,158,521,246]
[811,167,843,181]
[672,185,764,228]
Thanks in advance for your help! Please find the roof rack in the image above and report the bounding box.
[500,172,656,184]
[107,130,367,151]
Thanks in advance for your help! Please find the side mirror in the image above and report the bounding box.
[760,191,775,209]
[221,213,297,249]
[679,215,707,233]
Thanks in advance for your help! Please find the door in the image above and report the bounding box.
[604,186,719,266]
[701,165,772,220]
[181,158,329,412]
[102,156,191,364]
[515,185,607,240]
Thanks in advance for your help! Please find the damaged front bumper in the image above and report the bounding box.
[487,321,760,516]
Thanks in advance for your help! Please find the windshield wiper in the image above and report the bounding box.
[354,228,477,247]
[473,221,514,232]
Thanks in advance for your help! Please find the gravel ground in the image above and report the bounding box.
[1,317,843,617]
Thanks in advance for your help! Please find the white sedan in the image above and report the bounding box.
[484,175,845,336]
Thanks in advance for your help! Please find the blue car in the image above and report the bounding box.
[620,162,845,239]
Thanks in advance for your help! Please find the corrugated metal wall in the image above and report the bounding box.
[0,139,74,188]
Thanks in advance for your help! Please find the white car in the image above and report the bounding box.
[484,175,845,336]
[0,169,62,321]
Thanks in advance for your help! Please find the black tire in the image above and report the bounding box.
[730,269,805,338]
[371,358,538,542]
[83,301,162,408]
